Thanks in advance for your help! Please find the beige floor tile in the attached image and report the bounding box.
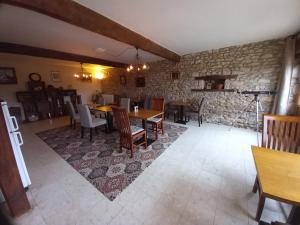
[4,117,287,225]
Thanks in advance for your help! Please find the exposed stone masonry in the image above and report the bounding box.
[103,39,286,129]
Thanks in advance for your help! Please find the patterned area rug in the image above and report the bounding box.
[37,123,187,201]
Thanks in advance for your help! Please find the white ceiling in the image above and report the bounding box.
[1,0,300,64]
[0,4,162,64]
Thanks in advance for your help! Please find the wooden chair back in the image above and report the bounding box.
[152,98,165,112]
[112,107,131,136]
[120,98,130,112]
[262,114,300,153]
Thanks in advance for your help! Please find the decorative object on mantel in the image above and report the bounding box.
[51,71,61,82]
[126,47,149,73]
[29,72,41,82]
[0,67,17,84]
[28,73,45,92]
[192,74,238,92]
[74,63,92,81]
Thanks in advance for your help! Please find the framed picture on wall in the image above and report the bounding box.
[136,77,145,87]
[0,67,17,84]
[51,71,61,82]
[120,75,126,85]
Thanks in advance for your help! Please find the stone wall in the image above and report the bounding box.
[103,39,286,129]
[289,62,300,113]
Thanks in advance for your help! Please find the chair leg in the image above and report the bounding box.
[155,124,158,140]
[201,115,203,124]
[130,141,134,158]
[89,128,93,141]
[255,195,265,221]
[161,121,164,135]
[81,126,84,138]
[95,127,98,134]
[73,121,76,129]
[144,132,148,149]
[70,117,73,128]
[252,175,259,193]
[198,115,201,127]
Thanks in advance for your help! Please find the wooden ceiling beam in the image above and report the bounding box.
[0,42,128,68]
[2,0,181,62]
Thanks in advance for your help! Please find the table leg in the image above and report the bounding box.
[255,195,265,221]
[180,105,183,121]
[141,119,156,146]
[105,112,114,133]
[175,105,186,124]
[142,119,146,129]
[287,206,300,224]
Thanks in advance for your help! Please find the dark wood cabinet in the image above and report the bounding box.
[16,88,80,122]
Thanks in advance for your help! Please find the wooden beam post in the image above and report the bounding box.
[0,42,128,68]
[1,0,181,62]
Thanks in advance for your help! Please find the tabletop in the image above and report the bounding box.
[128,109,163,120]
[252,146,300,205]
[94,105,112,112]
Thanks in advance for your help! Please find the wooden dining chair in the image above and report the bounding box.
[112,107,147,158]
[147,98,165,140]
[253,114,300,221]
[185,98,205,126]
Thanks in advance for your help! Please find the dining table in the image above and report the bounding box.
[128,109,164,145]
[252,146,300,222]
[128,109,164,128]
[169,100,191,124]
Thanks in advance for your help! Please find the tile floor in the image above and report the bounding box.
[2,117,291,225]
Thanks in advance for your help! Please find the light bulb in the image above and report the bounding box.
[137,67,140,71]
[127,67,130,72]
[129,65,133,70]
[142,64,147,69]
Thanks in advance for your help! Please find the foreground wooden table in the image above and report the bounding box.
[252,146,300,221]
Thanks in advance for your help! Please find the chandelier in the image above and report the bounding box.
[126,47,149,73]
[74,63,92,81]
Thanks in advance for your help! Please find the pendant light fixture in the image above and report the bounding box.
[126,47,149,73]
[74,63,92,81]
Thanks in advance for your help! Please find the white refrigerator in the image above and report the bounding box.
[1,102,31,189]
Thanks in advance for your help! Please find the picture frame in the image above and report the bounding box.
[120,75,126,85]
[135,77,145,87]
[0,67,17,84]
[51,71,61,82]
